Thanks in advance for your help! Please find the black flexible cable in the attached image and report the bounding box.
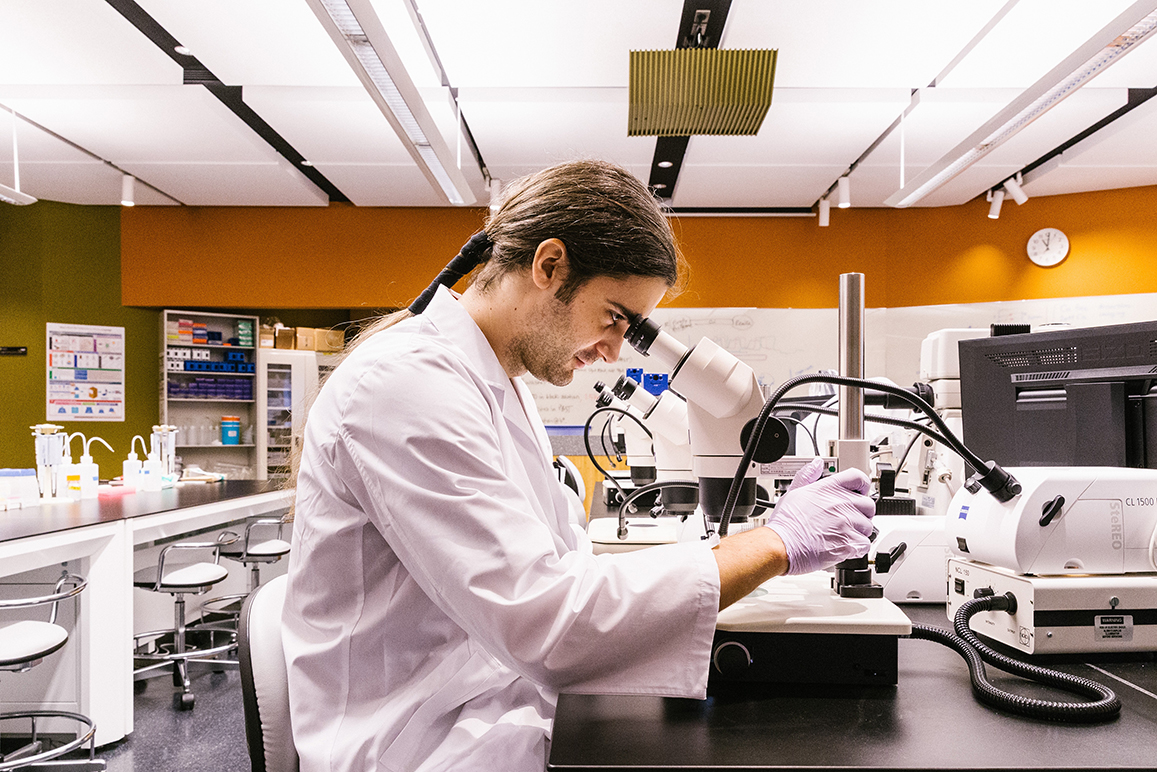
[772,414,820,456]
[909,596,1120,723]
[408,231,492,314]
[720,374,986,536]
[772,402,954,451]
[583,407,654,504]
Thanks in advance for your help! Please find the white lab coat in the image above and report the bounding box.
[283,286,720,772]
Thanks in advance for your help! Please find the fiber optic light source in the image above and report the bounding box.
[307,0,477,205]
[836,176,850,209]
[987,188,1004,219]
[885,1,1157,208]
[121,174,135,207]
[818,197,831,227]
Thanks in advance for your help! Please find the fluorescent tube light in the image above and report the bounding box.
[885,1,1157,208]
[309,0,476,205]
[3,105,37,206]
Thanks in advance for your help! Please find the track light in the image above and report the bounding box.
[885,2,1157,208]
[818,197,831,227]
[836,176,850,209]
[987,188,1004,219]
[1003,175,1028,205]
[121,174,135,207]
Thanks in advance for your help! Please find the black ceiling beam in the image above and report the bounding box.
[648,0,733,203]
[105,0,349,203]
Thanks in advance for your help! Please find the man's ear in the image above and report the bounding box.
[531,239,568,291]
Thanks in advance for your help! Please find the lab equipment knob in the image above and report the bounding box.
[712,640,752,676]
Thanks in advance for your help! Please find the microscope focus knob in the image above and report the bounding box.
[712,640,752,676]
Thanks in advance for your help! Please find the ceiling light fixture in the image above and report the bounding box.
[307,0,477,205]
[657,161,673,168]
[1,105,37,206]
[121,174,135,207]
[987,188,1004,219]
[818,197,831,227]
[1003,174,1029,205]
[836,176,850,209]
[885,1,1157,208]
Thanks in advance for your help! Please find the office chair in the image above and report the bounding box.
[0,572,104,770]
[238,573,298,772]
[133,532,239,710]
[201,518,291,626]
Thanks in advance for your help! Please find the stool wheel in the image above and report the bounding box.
[179,692,196,711]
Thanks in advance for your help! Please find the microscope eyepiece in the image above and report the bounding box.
[624,316,661,355]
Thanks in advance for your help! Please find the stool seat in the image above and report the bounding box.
[0,620,68,668]
[221,538,291,560]
[134,562,229,592]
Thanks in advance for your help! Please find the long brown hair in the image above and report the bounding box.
[285,160,683,511]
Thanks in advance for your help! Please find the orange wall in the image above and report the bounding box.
[121,185,1157,310]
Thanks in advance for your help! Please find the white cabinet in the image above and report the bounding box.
[257,349,321,482]
[161,309,259,478]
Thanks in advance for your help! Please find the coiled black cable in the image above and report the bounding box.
[910,595,1121,723]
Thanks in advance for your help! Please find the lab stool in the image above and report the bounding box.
[200,518,291,626]
[0,572,104,770]
[132,532,239,711]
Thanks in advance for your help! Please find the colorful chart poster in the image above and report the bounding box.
[46,322,126,421]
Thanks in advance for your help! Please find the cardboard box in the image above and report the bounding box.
[314,327,345,353]
[259,329,276,348]
[274,328,296,350]
[293,327,316,351]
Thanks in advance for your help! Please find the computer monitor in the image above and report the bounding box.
[958,320,1157,469]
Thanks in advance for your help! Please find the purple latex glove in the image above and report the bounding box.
[765,466,875,575]
[787,456,827,492]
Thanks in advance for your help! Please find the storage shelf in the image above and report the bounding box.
[169,398,256,403]
[177,444,256,449]
[168,371,255,378]
[165,342,255,350]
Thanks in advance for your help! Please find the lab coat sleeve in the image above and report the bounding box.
[333,343,719,698]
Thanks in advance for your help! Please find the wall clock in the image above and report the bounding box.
[1027,228,1069,267]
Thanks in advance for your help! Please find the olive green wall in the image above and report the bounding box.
[0,201,350,476]
[0,201,155,473]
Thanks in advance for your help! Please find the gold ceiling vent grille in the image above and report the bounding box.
[628,48,778,137]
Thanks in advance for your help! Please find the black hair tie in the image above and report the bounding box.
[408,231,492,314]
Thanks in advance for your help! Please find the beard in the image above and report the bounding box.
[507,295,587,387]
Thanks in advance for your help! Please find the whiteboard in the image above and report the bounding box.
[525,292,1157,428]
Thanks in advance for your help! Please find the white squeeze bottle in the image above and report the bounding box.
[122,435,147,490]
[77,436,114,499]
[59,432,85,500]
[139,445,163,492]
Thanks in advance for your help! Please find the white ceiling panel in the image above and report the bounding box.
[672,163,848,208]
[243,86,413,164]
[689,89,910,166]
[458,92,655,170]
[124,161,328,206]
[724,1,1010,88]
[0,0,181,86]
[316,163,449,206]
[417,0,683,88]
[1043,92,1157,166]
[934,0,1141,89]
[1022,164,1157,197]
[3,86,291,164]
[135,0,361,88]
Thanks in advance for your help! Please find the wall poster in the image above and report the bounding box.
[46,322,125,421]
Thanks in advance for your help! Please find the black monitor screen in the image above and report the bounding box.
[958,320,1157,468]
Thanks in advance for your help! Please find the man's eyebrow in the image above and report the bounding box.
[608,301,640,319]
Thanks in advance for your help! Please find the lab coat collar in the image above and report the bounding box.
[422,285,576,550]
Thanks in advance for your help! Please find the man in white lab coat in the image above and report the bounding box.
[283,160,875,772]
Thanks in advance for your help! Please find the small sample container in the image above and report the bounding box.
[221,416,241,445]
